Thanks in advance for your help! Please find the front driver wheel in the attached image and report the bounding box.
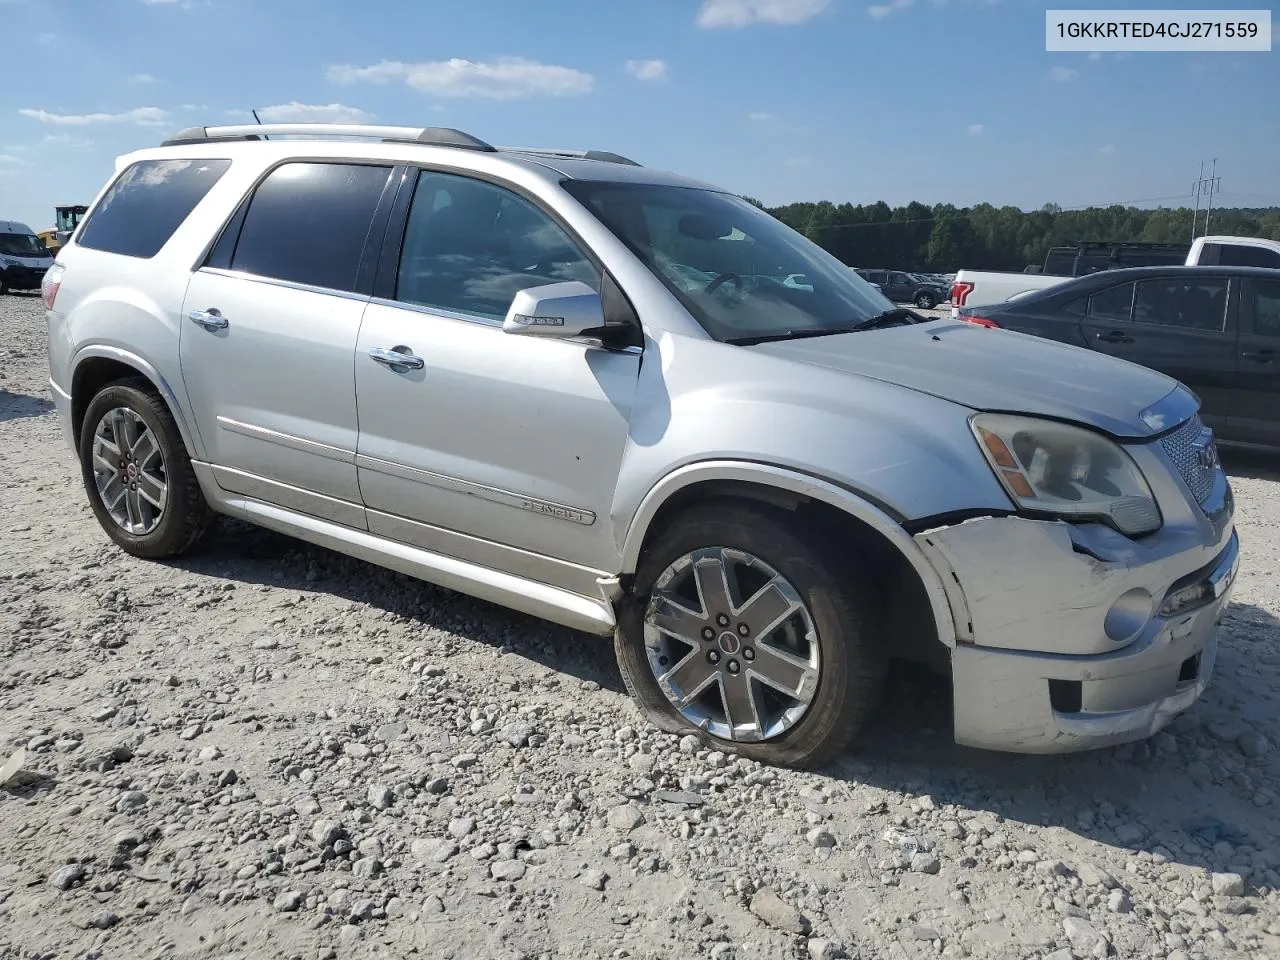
[615,501,887,769]
[79,378,213,558]
[914,292,937,310]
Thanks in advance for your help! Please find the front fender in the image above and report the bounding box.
[618,459,958,648]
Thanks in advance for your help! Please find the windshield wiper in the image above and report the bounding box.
[846,308,917,332]
[726,309,918,346]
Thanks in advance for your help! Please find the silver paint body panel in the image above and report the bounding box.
[47,134,1237,752]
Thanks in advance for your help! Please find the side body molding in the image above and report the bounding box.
[617,460,958,648]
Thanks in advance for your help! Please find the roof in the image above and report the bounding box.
[143,122,726,193]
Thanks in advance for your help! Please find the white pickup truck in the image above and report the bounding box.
[949,235,1280,317]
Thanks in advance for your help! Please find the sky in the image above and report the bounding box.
[1,0,1277,232]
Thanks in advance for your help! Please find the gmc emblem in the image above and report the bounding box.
[1192,430,1219,471]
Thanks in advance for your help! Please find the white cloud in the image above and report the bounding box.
[869,0,912,19]
[1088,51,1102,62]
[254,102,374,123]
[43,133,96,149]
[1050,65,1078,82]
[224,109,254,119]
[625,59,668,81]
[328,57,594,100]
[1097,144,1115,155]
[0,153,29,165]
[967,123,985,136]
[18,106,169,126]
[749,111,777,121]
[697,0,831,28]
[129,73,159,84]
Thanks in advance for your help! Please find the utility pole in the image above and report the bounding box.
[1190,159,1222,241]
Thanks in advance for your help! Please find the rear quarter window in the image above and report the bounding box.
[76,158,231,259]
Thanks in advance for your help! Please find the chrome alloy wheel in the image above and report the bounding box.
[91,407,168,535]
[643,547,820,742]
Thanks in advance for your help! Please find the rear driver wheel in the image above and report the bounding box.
[615,501,887,769]
[79,379,213,558]
[914,291,938,310]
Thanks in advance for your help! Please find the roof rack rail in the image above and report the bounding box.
[159,123,640,165]
[499,147,642,167]
[160,123,497,151]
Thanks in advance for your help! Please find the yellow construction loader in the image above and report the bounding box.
[38,204,88,254]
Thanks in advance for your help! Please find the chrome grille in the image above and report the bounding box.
[1159,414,1218,505]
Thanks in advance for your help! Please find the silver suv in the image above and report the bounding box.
[46,123,1238,768]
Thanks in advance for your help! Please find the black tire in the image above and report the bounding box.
[615,500,887,769]
[914,292,937,310]
[79,378,213,558]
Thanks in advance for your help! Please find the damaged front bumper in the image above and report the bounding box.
[914,481,1237,754]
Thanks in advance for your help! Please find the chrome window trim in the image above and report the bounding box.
[197,266,371,303]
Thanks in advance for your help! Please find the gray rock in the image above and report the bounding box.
[1076,862,1118,889]
[376,720,408,741]
[807,938,838,960]
[941,820,965,840]
[911,925,941,942]
[1211,872,1245,896]
[1238,730,1270,759]
[1207,717,1244,742]
[451,753,479,769]
[1107,889,1132,914]
[50,864,86,891]
[412,838,458,864]
[367,783,394,810]
[87,910,119,930]
[351,856,382,879]
[112,827,144,850]
[1036,859,1071,877]
[606,804,644,833]
[1062,917,1109,955]
[115,790,147,813]
[748,886,810,935]
[911,853,941,874]
[448,817,475,840]
[274,890,304,912]
[357,837,383,860]
[501,723,535,748]
[580,867,609,891]
[807,827,836,849]
[678,734,700,754]
[423,894,445,914]
[490,860,527,882]
[610,841,636,860]
[423,777,449,795]
[310,819,343,846]
[1114,823,1145,846]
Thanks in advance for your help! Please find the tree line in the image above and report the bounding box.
[743,198,1280,273]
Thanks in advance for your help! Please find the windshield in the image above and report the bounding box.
[0,233,49,258]
[563,181,896,343]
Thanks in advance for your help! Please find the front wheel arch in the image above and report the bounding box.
[619,464,955,655]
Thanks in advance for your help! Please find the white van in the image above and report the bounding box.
[0,220,56,295]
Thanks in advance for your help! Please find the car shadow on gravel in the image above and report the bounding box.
[165,517,629,693]
[0,388,54,424]
[828,600,1280,877]
[1222,447,1280,482]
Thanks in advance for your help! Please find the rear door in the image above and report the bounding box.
[180,160,397,527]
[1230,275,1280,447]
[1077,275,1237,432]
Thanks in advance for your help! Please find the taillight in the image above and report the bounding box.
[950,280,974,307]
[959,314,1001,329]
[42,262,65,310]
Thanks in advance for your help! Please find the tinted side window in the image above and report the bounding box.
[1251,279,1280,338]
[395,171,599,320]
[1217,244,1280,268]
[230,162,391,293]
[77,159,231,259]
[1133,277,1229,332]
[891,272,911,285]
[1087,283,1133,322]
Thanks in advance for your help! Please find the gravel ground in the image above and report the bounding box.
[2,290,1280,960]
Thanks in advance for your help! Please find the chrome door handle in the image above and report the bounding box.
[190,308,228,330]
[368,346,424,370]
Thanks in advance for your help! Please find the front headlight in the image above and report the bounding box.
[0,257,14,268]
[971,413,1162,536]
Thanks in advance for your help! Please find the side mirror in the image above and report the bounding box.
[502,281,605,338]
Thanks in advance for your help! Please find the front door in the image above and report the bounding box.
[1230,276,1280,447]
[353,168,640,587]
[1077,275,1238,434]
[180,160,395,526]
